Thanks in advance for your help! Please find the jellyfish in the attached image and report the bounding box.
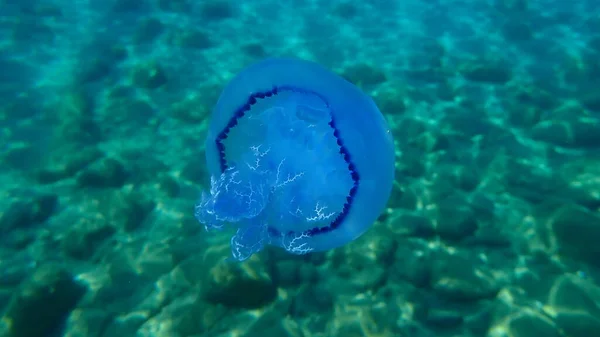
[195,58,395,261]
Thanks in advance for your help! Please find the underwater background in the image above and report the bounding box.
[1,0,600,336]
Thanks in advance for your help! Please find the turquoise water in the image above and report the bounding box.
[1,1,600,337]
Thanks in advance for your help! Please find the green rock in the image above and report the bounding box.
[199,1,235,21]
[62,217,116,260]
[50,89,99,144]
[243,304,304,337]
[2,142,41,171]
[391,240,432,287]
[110,192,155,232]
[436,80,458,101]
[168,87,218,122]
[77,45,127,84]
[11,15,53,43]
[548,204,600,266]
[580,90,600,111]
[168,300,212,337]
[132,62,168,89]
[133,18,164,43]
[241,43,266,58]
[502,20,533,41]
[1,95,37,120]
[0,194,58,233]
[17,3,63,18]
[397,146,426,177]
[203,258,277,309]
[171,29,213,50]
[431,252,499,301]
[504,310,561,337]
[559,158,600,209]
[388,212,435,238]
[100,311,149,337]
[1,230,35,250]
[3,264,86,337]
[156,174,180,198]
[157,0,191,12]
[35,146,103,184]
[275,260,317,287]
[425,309,463,329]
[0,288,11,311]
[181,153,210,184]
[111,0,146,12]
[494,0,529,14]
[532,103,600,148]
[442,108,497,137]
[342,63,387,87]
[76,157,128,188]
[389,180,419,210]
[405,68,446,83]
[62,308,111,337]
[553,309,600,337]
[506,94,548,128]
[373,86,406,116]
[501,157,564,204]
[513,85,557,110]
[435,193,478,241]
[588,36,600,52]
[289,284,333,318]
[569,118,600,147]
[548,275,600,315]
[461,62,512,84]
[347,264,386,292]
[332,2,358,19]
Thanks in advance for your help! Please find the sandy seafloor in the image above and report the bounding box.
[1,0,600,336]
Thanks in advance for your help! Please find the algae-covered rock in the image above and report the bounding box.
[0,194,58,233]
[548,275,600,315]
[203,257,277,309]
[288,284,333,318]
[157,0,191,12]
[35,146,103,184]
[495,309,561,337]
[199,0,235,21]
[274,259,318,287]
[553,309,600,337]
[390,239,432,288]
[431,252,500,301]
[388,211,435,238]
[435,193,478,241]
[547,204,600,266]
[131,62,168,89]
[76,43,127,84]
[76,157,128,188]
[109,192,155,232]
[558,158,600,209]
[53,90,100,145]
[342,63,387,87]
[425,308,464,329]
[169,29,213,50]
[243,302,304,337]
[63,308,112,337]
[544,274,600,337]
[532,117,600,148]
[133,17,164,44]
[460,61,512,84]
[168,86,219,123]
[62,216,116,260]
[3,264,86,337]
[580,90,600,111]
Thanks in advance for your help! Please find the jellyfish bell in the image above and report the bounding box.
[196,58,395,261]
